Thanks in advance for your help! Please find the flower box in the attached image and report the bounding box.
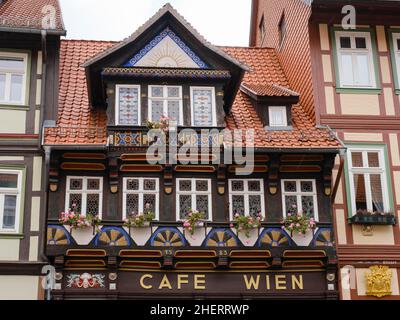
[348,214,396,225]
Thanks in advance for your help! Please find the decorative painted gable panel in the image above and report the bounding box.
[123,28,208,69]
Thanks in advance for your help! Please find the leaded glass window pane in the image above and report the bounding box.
[69,193,82,212]
[144,179,156,191]
[87,179,100,190]
[167,87,180,98]
[179,180,191,191]
[118,87,139,125]
[196,195,209,219]
[301,181,313,193]
[126,194,139,216]
[249,195,262,216]
[86,194,99,215]
[151,86,163,98]
[232,195,245,216]
[355,37,367,49]
[248,181,261,192]
[2,194,16,229]
[284,181,296,192]
[231,180,244,192]
[301,196,315,218]
[151,100,163,122]
[126,179,139,191]
[179,195,191,219]
[196,180,209,192]
[69,178,83,190]
[285,195,297,215]
[340,37,351,49]
[143,194,156,213]
[167,100,180,122]
[192,88,213,126]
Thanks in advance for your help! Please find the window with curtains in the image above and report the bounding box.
[0,170,22,232]
[122,178,159,219]
[268,106,288,127]
[176,178,212,220]
[334,31,376,88]
[116,85,141,125]
[347,147,390,215]
[190,87,216,127]
[148,85,182,125]
[65,177,103,217]
[0,52,28,105]
[281,179,318,221]
[392,33,400,85]
[229,179,265,220]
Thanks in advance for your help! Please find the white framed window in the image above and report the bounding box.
[334,31,376,88]
[268,106,288,127]
[229,179,265,220]
[281,179,318,221]
[148,85,183,125]
[176,178,212,221]
[392,33,400,84]
[0,169,22,233]
[347,146,390,215]
[0,52,28,105]
[190,87,217,127]
[122,177,159,220]
[115,84,141,125]
[65,176,103,217]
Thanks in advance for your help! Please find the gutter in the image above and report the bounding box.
[0,26,66,36]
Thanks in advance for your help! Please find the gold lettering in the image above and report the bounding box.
[177,274,189,289]
[158,275,172,290]
[243,275,260,290]
[291,275,304,290]
[266,275,270,290]
[194,274,206,290]
[275,275,287,290]
[140,274,153,290]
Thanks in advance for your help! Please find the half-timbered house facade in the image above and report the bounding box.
[250,0,400,300]
[41,4,344,299]
[0,0,65,299]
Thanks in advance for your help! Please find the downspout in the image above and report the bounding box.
[39,30,49,262]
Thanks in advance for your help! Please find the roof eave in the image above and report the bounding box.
[0,26,66,36]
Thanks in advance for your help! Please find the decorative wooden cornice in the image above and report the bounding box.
[337,245,400,265]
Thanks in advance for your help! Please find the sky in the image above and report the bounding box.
[59,0,252,46]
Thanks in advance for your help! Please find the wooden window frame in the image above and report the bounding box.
[268,106,288,127]
[228,179,265,220]
[0,169,23,233]
[115,84,141,126]
[122,177,160,220]
[190,86,217,127]
[148,85,183,126]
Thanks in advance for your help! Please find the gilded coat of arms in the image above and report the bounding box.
[365,265,392,298]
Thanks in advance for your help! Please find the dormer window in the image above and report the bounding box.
[148,85,183,125]
[116,85,141,125]
[268,106,288,127]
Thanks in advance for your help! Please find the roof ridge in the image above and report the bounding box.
[61,39,119,43]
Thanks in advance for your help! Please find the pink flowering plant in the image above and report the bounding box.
[232,212,263,238]
[146,115,175,133]
[59,203,101,232]
[281,211,316,236]
[123,211,155,228]
[182,209,205,236]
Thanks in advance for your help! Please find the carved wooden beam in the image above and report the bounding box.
[108,157,119,193]
[268,155,280,195]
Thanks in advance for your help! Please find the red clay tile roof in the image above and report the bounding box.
[0,0,64,31]
[44,41,342,149]
[241,82,299,97]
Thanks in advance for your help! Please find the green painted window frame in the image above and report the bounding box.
[0,48,32,108]
[387,29,400,95]
[330,27,382,94]
[0,165,26,238]
[343,143,394,219]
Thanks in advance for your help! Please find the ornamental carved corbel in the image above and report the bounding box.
[365,265,392,298]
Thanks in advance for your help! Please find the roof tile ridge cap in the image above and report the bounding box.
[271,84,300,96]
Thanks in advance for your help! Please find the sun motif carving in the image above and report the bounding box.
[135,36,199,68]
